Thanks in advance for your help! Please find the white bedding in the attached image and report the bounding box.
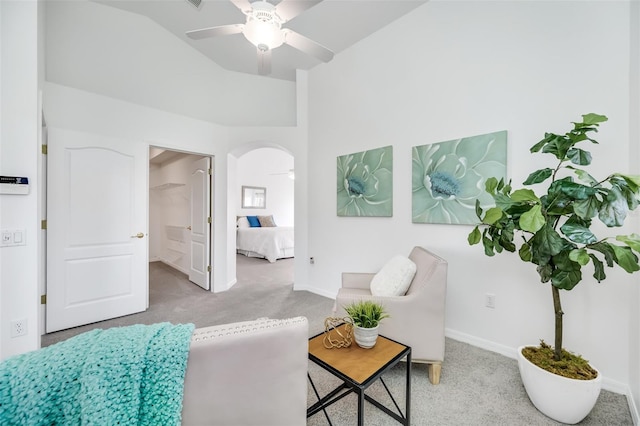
[236,226,294,263]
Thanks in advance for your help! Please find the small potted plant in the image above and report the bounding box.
[344,300,389,349]
[468,113,640,423]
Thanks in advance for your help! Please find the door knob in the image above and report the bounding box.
[131,232,144,239]
[187,226,192,231]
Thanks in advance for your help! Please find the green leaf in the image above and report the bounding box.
[567,148,592,166]
[523,168,553,185]
[530,225,567,258]
[610,244,640,273]
[588,254,606,282]
[590,242,615,267]
[468,226,481,245]
[519,204,545,233]
[560,223,597,244]
[475,199,483,220]
[610,176,640,211]
[483,207,503,225]
[482,235,495,257]
[581,113,608,126]
[511,189,540,202]
[558,181,598,200]
[542,134,573,160]
[569,248,590,266]
[573,197,600,220]
[599,187,628,227]
[494,193,516,210]
[616,173,640,189]
[485,177,499,195]
[519,243,532,262]
[568,166,598,185]
[536,263,553,283]
[530,133,553,153]
[552,269,582,290]
[616,233,640,253]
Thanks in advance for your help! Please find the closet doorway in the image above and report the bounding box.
[149,147,212,290]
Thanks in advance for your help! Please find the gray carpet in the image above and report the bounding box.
[42,256,633,425]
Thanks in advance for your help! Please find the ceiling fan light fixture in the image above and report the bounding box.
[242,1,284,50]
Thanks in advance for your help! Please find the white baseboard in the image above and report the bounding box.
[159,259,189,275]
[627,392,639,426]
[295,284,336,300]
[445,328,517,359]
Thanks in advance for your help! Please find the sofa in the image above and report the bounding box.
[0,317,309,426]
[182,316,309,425]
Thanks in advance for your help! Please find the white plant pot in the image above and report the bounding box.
[517,345,602,424]
[353,325,379,349]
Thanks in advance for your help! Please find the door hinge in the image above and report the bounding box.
[208,168,212,175]
[41,220,47,230]
[41,294,47,305]
[207,265,211,272]
[41,144,48,155]
[207,217,212,224]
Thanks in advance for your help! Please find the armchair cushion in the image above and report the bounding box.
[370,255,417,297]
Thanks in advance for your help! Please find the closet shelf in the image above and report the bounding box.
[151,182,185,191]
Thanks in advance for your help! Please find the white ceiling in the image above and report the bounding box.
[92,0,428,81]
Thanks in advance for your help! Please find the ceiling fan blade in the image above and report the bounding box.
[257,48,272,75]
[230,0,253,15]
[275,0,323,23]
[186,24,244,40]
[282,29,334,62]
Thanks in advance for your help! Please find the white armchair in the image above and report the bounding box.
[334,246,447,384]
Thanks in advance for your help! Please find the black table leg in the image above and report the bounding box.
[406,352,411,425]
[357,387,365,426]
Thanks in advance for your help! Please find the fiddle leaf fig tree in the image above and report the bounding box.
[468,113,640,362]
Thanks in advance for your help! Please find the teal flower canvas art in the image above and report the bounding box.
[337,145,392,217]
[412,131,507,224]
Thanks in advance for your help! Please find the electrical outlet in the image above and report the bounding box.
[10,319,27,337]
[485,293,496,309]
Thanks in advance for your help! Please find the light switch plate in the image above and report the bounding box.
[0,229,26,247]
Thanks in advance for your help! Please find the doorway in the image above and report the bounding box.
[149,147,212,291]
[235,147,294,274]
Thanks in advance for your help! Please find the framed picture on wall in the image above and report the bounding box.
[412,130,507,225]
[337,145,392,217]
[242,185,266,209]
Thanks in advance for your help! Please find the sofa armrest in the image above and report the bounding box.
[341,272,376,290]
[181,317,309,426]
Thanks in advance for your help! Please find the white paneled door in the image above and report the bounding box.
[188,157,211,290]
[46,128,147,332]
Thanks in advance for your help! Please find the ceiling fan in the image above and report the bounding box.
[186,0,334,76]
[269,169,295,179]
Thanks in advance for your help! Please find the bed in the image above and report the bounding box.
[236,221,294,263]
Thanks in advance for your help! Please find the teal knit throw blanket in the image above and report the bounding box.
[0,322,195,425]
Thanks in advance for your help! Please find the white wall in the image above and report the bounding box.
[0,0,42,359]
[45,0,296,127]
[306,0,636,395]
[236,147,294,226]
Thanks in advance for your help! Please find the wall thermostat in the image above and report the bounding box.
[0,176,30,195]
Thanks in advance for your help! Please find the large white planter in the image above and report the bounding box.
[353,325,379,349]
[517,345,602,424]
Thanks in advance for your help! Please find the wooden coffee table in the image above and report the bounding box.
[307,324,411,425]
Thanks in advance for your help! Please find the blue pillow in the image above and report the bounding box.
[247,216,261,227]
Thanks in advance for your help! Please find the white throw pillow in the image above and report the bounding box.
[237,217,250,228]
[370,255,417,297]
